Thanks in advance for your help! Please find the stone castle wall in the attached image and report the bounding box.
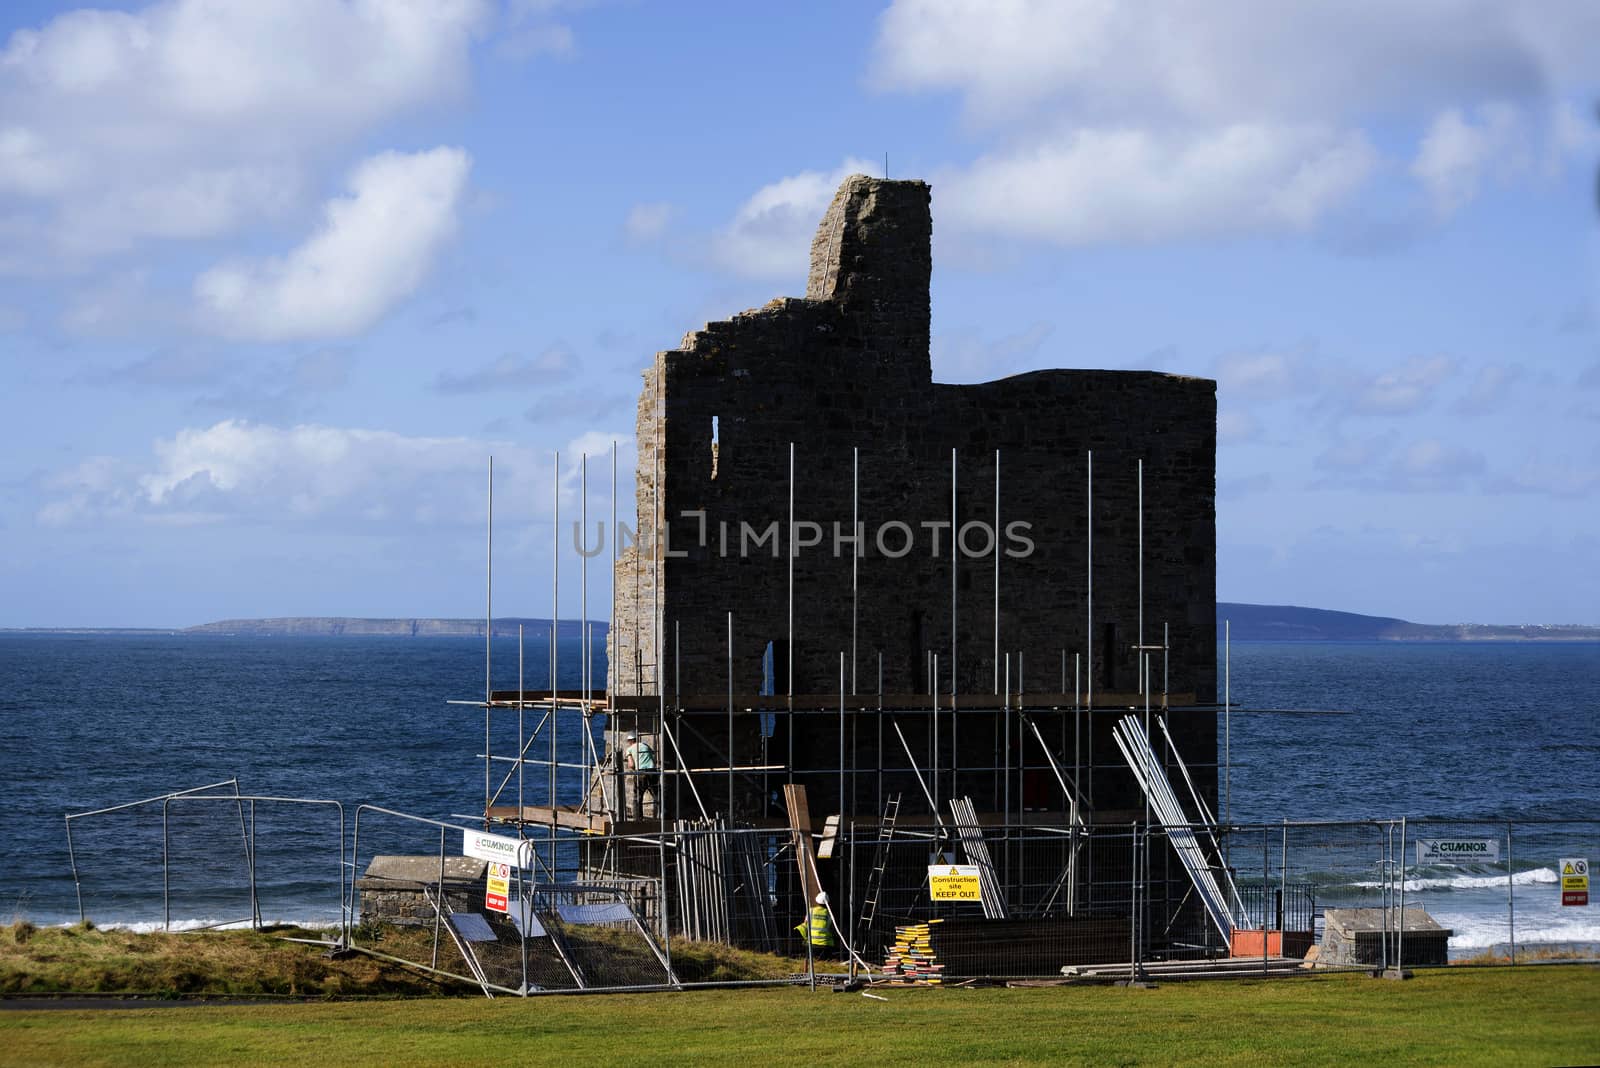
[608,175,1217,819]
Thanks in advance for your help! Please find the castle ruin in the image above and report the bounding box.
[603,175,1218,828]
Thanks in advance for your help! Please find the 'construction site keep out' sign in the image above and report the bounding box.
[928,864,982,902]
[1560,858,1588,907]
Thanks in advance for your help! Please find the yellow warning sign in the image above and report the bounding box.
[485,861,510,914]
[1560,857,1588,907]
[928,864,982,902]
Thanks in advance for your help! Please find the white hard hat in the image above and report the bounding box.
[625,732,639,741]
[815,892,828,906]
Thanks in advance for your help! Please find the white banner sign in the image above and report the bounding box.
[1416,838,1499,865]
[464,829,532,869]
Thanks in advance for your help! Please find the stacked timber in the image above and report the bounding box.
[880,916,1133,980]
[882,920,945,985]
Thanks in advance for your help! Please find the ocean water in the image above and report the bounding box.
[1221,641,1600,953]
[0,635,1595,953]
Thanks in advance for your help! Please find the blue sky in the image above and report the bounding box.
[1,0,1596,628]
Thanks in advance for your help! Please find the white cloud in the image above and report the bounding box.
[872,1,1598,126]
[1411,105,1529,217]
[194,147,471,341]
[624,202,679,244]
[710,158,877,278]
[38,419,636,529]
[1215,346,1318,400]
[1454,364,1522,416]
[0,0,489,267]
[931,321,1053,382]
[434,345,576,394]
[871,0,1600,242]
[1393,438,1485,482]
[500,0,585,60]
[1348,355,1456,415]
[1315,433,1394,473]
[939,124,1376,244]
[41,419,519,527]
[1486,457,1600,498]
[1310,433,1484,492]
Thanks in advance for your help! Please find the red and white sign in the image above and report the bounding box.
[486,861,510,914]
[1561,857,1588,907]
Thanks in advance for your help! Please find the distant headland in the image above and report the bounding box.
[1216,603,1600,641]
[4,606,1596,639]
[3,617,599,638]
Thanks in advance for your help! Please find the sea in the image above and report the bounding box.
[1,635,1595,956]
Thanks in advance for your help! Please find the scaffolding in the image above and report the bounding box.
[452,439,1232,967]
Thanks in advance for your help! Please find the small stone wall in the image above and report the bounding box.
[357,855,488,927]
[1320,907,1452,967]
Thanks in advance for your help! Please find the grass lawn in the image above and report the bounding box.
[0,921,805,997]
[4,965,1597,1067]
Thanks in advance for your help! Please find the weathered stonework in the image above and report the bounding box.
[357,855,488,927]
[608,175,1217,821]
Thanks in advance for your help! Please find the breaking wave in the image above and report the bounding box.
[1351,866,1558,893]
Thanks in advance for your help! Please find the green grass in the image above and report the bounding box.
[4,965,1597,1067]
[0,921,805,997]
[0,922,464,998]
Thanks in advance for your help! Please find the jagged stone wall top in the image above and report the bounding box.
[806,176,930,303]
[805,175,932,382]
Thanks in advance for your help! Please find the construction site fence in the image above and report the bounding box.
[60,788,1600,988]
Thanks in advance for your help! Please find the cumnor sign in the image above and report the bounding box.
[1415,838,1499,865]
[928,864,982,902]
[464,829,533,869]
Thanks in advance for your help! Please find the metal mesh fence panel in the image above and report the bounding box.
[535,885,675,989]
[64,789,346,935]
[1405,819,1600,966]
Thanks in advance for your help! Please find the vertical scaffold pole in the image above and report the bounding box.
[611,441,618,822]
[928,652,934,808]
[485,456,494,825]
[839,651,846,817]
[1224,619,1232,835]
[876,651,884,817]
[653,408,669,956]
[1003,654,1011,883]
[994,449,1001,696]
[1085,451,1093,816]
[787,442,795,783]
[950,448,957,703]
[519,625,525,825]
[727,611,734,819]
[1507,821,1516,965]
[551,451,560,824]
[1073,653,1081,819]
[1137,458,1143,694]
[852,446,859,696]
[581,453,588,811]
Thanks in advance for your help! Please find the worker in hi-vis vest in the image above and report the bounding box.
[796,891,835,949]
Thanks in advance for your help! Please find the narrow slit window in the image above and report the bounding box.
[710,415,720,479]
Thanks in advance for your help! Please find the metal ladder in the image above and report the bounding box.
[854,794,901,947]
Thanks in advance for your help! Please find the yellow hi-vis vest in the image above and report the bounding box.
[796,905,834,948]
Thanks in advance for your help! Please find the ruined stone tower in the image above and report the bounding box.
[607,175,1217,825]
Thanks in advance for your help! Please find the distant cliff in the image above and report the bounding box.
[11,608,1592,639]
[1217,603,1600,641]
[181,617,603,638]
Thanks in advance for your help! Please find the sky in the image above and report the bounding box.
[1,0,1597,629]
